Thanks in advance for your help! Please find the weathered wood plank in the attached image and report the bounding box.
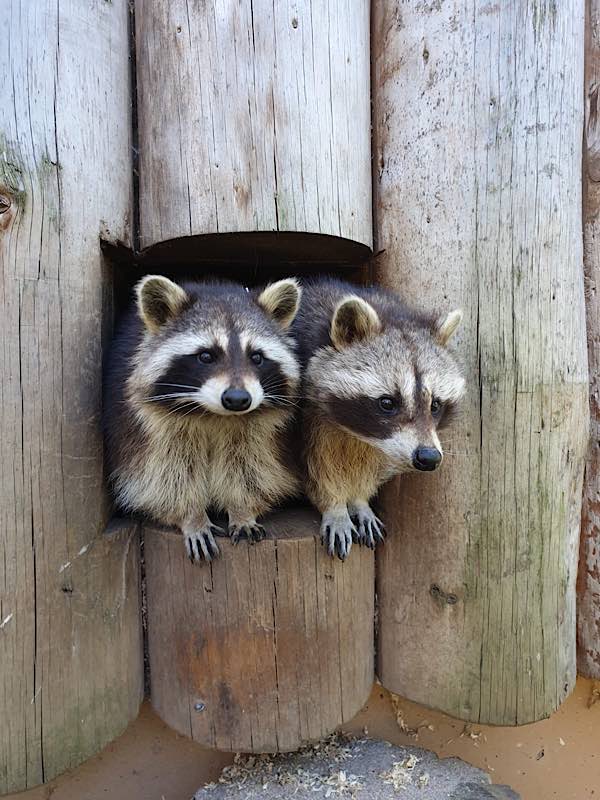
[145,509,374,752]
[135,0,372,256]
[579,0,600,679]
[0,2,143,792]
[374,1,588,724]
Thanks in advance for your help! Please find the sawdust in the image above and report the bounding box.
[389,693,435,740]
[204,734,365,797]
[587,681,600,708]
[379,754,419,790]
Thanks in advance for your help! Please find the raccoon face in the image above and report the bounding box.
[307,295,465,472]
[130,276,301,418]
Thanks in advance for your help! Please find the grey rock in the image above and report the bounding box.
[194,735,521,799]
[449,783,521,800]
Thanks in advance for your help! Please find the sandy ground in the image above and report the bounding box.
[6,678,599,800]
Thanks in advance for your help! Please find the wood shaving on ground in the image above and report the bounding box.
[460,723,483,743]
[388,693,434,739]
[380,754,420,790]
[588,681,600,709]
[204,734,367,796]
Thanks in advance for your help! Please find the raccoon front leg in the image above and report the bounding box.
[347,501,385,549]
[227,508,267,545]
[182,513,223,563]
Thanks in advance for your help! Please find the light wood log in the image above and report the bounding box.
[135,0,372,261]
[579,0,600,679]
[145,509,374,752]
[373,1,588,724]
[0,3,143,793]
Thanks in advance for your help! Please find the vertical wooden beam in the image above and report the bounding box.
[135,0,372,258]
[0,2,143,792]
[374,1,588,724]
[579,0,600,679]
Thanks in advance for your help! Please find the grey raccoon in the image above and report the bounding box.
[292,277,465,560]
[103,275,302,562]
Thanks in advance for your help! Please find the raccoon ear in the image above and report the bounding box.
[136,275,189,333]
[434,309,463,346]
[257,278,301,329]
[331,296,382,349]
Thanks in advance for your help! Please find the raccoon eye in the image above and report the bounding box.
[378,396,397,414]
[431,397,443,416]
[250,351,263,365]
[198,351,214,364]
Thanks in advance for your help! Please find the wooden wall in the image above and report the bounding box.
[135,0,372,263]
[0,2,143,792]
[579,0,600,680]
[373,1,589,725]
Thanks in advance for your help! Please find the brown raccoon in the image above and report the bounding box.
[292,277,465,560]
[103,276,302,562]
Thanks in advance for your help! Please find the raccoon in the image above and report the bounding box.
[293,277,465,560]
[103,275,302,562]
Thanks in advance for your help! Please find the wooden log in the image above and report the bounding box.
[135,0,372,262]
[579,0,600,679]
[0,3,143,793]
[144,509,374,752]
[373,2,589,724]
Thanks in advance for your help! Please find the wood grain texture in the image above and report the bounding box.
[0,2,143,793]
[135,0,372,255]
[145,509,374,752]
[579,0,600,679]
[373,1,589,724]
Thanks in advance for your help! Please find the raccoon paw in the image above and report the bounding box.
[321,510,356,561]
[348,503,386,549]
[229,522,267,545]
[183,526,222,563]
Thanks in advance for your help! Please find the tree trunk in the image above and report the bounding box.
[0,2,143,792]
[135,0,372,263]
[145,510,374,752]
[579,0,600,679]
[373,1,588,725]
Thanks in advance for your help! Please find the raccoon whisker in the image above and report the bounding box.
[155,382,201,392]
[261,385,303,399]
[145,393,198,403]
[180,403,207,419]
[162,400,204,419]
[262,377,298,387]
[263,394,300,407]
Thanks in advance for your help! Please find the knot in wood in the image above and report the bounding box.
[0,194,11,213]
[430,583,458,605]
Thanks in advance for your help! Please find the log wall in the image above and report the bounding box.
[0,2,143,792]
[579,0,600,680]
[135,0,372,262]
[374,1,589,725]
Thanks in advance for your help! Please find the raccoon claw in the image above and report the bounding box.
[349,505,386,549]
[184,528,221,563]
[229,523,267,545]
[321,511,356,561]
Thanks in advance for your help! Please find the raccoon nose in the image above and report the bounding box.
[221,388,252,412]
[412,446,442,472]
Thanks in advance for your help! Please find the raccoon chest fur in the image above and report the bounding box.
[115,411,298,525]
[203,415,300,514]
[305,418,388,510]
